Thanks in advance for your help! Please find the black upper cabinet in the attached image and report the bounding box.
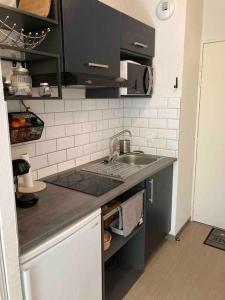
[61,0,120,81]
[121,13,155,58]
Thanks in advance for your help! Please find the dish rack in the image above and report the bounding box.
[8,111,44,144]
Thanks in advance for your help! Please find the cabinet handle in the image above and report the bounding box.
[87,62,109,69]
[148,179,154,204]
[85,80,93,85]
[133,42,148,49]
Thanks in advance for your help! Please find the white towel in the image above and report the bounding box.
[120,191,144,237]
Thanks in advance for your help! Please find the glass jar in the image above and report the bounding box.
[11,66,32,96]
[39,83,52,98]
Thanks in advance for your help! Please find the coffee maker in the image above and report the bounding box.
[12,159,39,208]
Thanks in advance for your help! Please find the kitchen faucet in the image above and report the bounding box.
[107,130,132,162]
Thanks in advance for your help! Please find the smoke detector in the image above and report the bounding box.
[156,0,175,20]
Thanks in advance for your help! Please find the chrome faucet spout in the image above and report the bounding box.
[107,130,132,162]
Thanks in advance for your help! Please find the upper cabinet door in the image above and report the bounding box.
[121,14,155,58]
[61,0,120,79]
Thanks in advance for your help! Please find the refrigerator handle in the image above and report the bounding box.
[22,269,32,300]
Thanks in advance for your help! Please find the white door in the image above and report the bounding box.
[21,213,102,300]
[194,41,225,229]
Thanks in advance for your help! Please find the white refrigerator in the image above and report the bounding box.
[20,209,102,300]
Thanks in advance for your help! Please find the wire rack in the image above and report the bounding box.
[0,15,50,50]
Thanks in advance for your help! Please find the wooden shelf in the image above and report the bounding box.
[0,4,57,32]
[104,225,143,263]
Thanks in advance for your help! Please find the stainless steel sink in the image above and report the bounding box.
[116,154,159,166]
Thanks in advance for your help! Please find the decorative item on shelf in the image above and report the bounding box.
[18,153,46,194]
[0,15,50,50]
[3,77,14,96]
[11,64,32,96]
[104,231,112,251]
[39,82,51,98]
[19,0,52,18]
[12,159,39,208]
[9,102,44,144]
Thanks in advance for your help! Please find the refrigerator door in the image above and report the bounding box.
[21,211,102,300]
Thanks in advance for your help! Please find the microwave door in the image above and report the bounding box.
[127,63,145,95]
[143,67,153,96]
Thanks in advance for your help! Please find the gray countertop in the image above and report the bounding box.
[17,156,176,255]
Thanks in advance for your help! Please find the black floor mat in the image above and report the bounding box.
[204,227,225,251]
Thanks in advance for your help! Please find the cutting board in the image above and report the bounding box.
[19,0,52,18]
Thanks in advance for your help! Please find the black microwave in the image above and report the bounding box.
[120,60,153,96]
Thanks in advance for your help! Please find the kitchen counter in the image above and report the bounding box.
[17,156,176,255]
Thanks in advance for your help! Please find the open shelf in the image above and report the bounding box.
[104,225,143,263]
[0,4,58,32]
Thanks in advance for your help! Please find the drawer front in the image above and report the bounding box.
[121,14,155,57]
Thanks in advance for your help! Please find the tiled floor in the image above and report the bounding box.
[125,222,225,300]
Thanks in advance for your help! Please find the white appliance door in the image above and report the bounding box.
[193,41,225,229]
[21,213,102,300]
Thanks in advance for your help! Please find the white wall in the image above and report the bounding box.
[176,0,203,233]
[202,0,225,42]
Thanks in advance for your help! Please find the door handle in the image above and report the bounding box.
[148,179,154,204]
[133,42,148,49]
[87,62,109,69]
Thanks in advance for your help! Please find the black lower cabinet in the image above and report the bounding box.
[145,166,173,262]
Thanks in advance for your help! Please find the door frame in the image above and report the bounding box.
[191,40,225,221]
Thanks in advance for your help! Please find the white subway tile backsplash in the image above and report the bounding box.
[157,149,176,157]
[55,112,73,125]
[76,155,90,166]
[82,121,97,133]
[132,118,148,128]
[46,125,65,139]
[140,109,157,119]
[83,143,97,155]
[7,100,20,112]
[150,98,168,108]
[57,136,74,150]
[45,100,64,113]
[124,109,139,118]
[67,146,83,160]
[48,150,67,165]
[39,113,55,127]
[140,128,157,139]
[96,99,109,110]
[167,140,179,151]
[11,143,36,159]
[22,100,45,113]
[168,98,181,109]
[109,119,120,129]
[82,99,96,111]
[90,131,103,143]
[97,120,108,131]
[73,111,89,123]
[36,140,56,155]
[149,119,167,129]
[91,151,104,161]
[109,99,120,109]
[65,100,82,112]
[89,110,102,121]
[38,165,58,179]
[148,139,166,149]
[65,123,82,136]
[158,109,178,119]
[75,133,89,146]
[102,109,114,120]
[157,129,177,140]
[168,119,180,129]
[58,160,75,172]
[31,155,48,171]
[132,136,148,147]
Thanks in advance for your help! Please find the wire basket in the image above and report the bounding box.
[9,111,44,144]
[0,15,50,50]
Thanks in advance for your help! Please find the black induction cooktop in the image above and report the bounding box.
[43,169,123,197]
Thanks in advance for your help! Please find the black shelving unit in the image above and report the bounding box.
[104,224,145,300]
[0,3,62,100]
